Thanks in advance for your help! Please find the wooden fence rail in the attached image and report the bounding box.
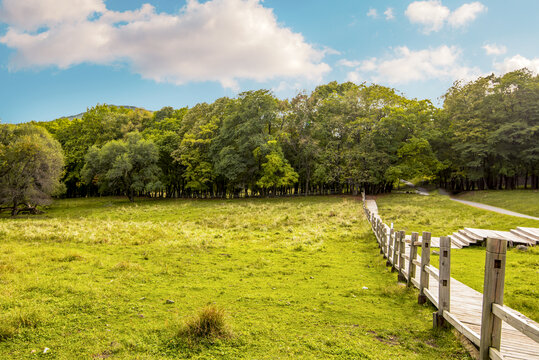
[361,192,539,360]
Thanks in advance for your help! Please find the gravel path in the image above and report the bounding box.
[449,198,539,221]
[437,188,539,221]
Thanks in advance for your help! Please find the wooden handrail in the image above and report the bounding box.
[361,196,538,360]
[425,265,439,280]
[492,304,539,344]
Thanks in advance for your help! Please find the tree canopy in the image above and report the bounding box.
[81,132,161,202]
[0,124,65,215]
[23,69,538,201]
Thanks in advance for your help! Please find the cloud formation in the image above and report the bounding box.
[483,44,507,56]
[0,0,330,88]
[405,1,486,34]
[384,8,395,20]
[345,45,479,84]
[494,55,539,74]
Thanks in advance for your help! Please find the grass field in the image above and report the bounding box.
[455,189,539,217]
[376,193,539,322]
[0,197,471,359]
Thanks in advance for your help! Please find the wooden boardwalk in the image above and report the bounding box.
[364,197,539,360]
[404,248,539,360]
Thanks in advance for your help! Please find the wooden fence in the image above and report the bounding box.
[361,192,539,360]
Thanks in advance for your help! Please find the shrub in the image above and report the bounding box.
[178,305,232,341]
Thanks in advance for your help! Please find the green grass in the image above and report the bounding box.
[0,197,471,359]
[455,189,539,217]
[375,193,539,236]
[376,193,539,322]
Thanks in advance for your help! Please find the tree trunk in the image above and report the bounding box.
[128,189,135,202]
[11,201,19,216]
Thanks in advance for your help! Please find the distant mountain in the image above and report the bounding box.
[63,105,149,120]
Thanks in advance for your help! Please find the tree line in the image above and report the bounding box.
[1,69,537,210]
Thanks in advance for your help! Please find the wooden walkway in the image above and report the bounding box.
[404,248,539,360]
[364,197,539,360]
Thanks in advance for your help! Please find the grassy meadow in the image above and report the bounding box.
[376,192,539,321]
[455,189,539,217]
[0,197,471,359]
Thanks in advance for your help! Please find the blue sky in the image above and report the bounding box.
[0,0,538,124]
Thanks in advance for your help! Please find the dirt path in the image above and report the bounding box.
[438,189,539,221]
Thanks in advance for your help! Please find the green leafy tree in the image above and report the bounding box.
[0,124,65,215]
[212,90,279,195]
[81,132,161,201]
[255,140,299,194]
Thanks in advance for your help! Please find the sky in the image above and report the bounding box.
[0,0,538,124]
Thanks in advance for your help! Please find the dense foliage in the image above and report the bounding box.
[29,69,538,199]
[81,132,162,202]
[0,124,65,214]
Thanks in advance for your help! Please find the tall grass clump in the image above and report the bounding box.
[0,310,42,341]
[178,305,232,343]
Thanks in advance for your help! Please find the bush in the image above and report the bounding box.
[178,305,232,342]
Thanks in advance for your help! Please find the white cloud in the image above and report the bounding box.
[346,71,361,83]
[367,8,378,18]
[0,0,330,88]
[494,55,539,74]
[405,1,486,33]
[483,44,507,56]
[405,1,450,33]
[346,45,480,84]
[337,59,361,67]
[384,8,395,20]
[0,0,106,31]
[448,2,487,28]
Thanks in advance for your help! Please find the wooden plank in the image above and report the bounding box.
[490,348,504,360]
[492,304,539,344]
[392,230,399,272]
[424,288,438,308]
[458,229,478,243]
[426,265,439,280]
[398,230,406,282]
[443,310,481,347]
[418,231,431,305]
[436,236,451,328]
[480,238,507,360]
[516,227,539,239]
[510,229,536,245]
[407,232,418,287]
[387,227,395,267]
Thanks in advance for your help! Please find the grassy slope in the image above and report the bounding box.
[376,193,539,321]
[455,189,539,218]
[0,197,470,359]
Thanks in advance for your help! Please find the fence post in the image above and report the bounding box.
[386,226,394,267]
[397,230,406,282]
[418,232,431,304]
[479,238,507,360]
[407,232,419,287]
[434,236,451,328]
[377,218,383,251]
[381,224,387,258]
[384,225,389,259]
[379,220,384,254]
[392,230,400,272]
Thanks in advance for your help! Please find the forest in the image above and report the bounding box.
[1,69,538,208]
